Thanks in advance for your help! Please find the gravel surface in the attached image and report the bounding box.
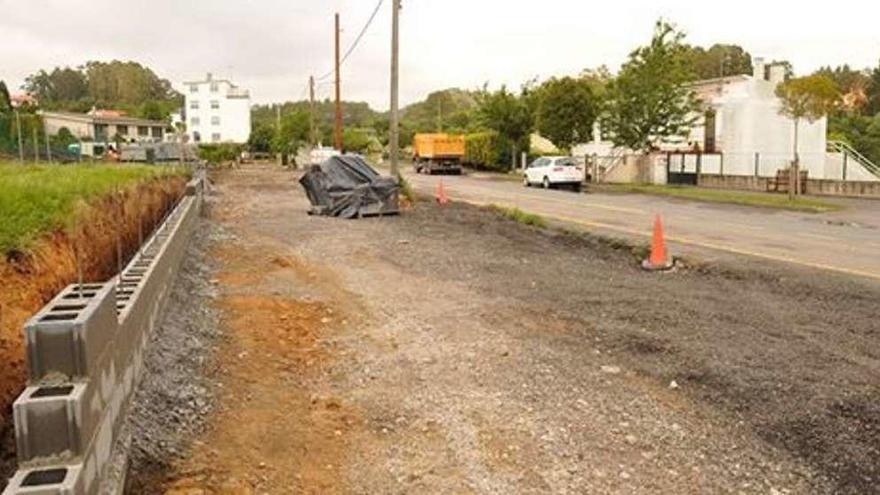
[128,165,879,494]
[124,216,226,492]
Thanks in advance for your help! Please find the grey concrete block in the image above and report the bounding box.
[13,383,100,464]
[2,464,86,495]
[24,284,117,384]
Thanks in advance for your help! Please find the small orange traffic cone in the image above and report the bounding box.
[435,179,449,206]
[642,215,674,271]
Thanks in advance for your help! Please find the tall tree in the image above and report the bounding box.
[533,77,598,150]
[0,81,11,113]
[601,20,699,152]
[475,85,534,168]
[776,75,840,197]
[867,60,880,116]
[272,110,310,156]
[686,44,753,80]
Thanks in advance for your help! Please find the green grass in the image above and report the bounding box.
[602,184,842,213]
[487,204,547,228]
[0,162,189,254]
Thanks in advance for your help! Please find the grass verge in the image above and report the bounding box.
[0,162,190,254]
[600,184,841,213]
[487,204,547,228]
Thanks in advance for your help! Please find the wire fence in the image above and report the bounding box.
[0,113,79,163]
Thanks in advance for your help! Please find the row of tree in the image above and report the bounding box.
[19,61,182,120]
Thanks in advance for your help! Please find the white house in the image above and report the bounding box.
[183,73,251,144]
[575,59,878,181]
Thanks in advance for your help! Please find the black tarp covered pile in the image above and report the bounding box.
[299,155,400,218]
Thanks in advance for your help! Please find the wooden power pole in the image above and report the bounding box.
[389,0,401,176]
[334,13,343,151]
[309,75,317,147]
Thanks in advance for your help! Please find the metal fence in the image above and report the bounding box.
[662,151,874,182]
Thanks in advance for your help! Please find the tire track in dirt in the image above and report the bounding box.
[161,172,370,494]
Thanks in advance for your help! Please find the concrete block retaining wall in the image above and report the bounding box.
[3,177,204,495]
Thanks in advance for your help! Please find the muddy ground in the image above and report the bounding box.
[128,164,879,494]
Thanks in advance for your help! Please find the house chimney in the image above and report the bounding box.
[753,58,766,80]
[768,64,786,86]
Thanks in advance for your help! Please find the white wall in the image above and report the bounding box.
[184,77,252,144]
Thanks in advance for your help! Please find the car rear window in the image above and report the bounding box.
[556,158,576,167]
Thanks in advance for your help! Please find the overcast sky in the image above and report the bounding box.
[1,0,878,110]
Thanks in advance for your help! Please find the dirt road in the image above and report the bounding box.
[129,164,879,494]
[403,171,880,281]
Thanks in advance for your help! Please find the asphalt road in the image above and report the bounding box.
[403,171,880,281]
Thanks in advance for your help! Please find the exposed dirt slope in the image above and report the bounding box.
[0,176,186,434]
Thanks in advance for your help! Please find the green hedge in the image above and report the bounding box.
[198,143,243,165]
[465,131,503,171]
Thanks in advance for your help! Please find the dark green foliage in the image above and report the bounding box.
[474,86,533,167]
[531,77,598,150]
[22,61,181,119]
[247,122,275,153]
[199,143,243,165]
[684,44,753,80]
[400,88,478,134]
[272,110,310,155]
[828,113,880,166]
[0,81,11,113]
[464,131,503,171]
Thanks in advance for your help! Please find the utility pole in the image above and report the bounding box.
[389,0,401,176]
[15,110,24,163]
[309,75,317,147]
[334,13,343,151]
[276,104,282,165]
[32,122,39,162]
[45,121,53,164]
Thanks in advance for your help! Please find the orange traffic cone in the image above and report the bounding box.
[642,215,674,271]
[435,179,449,206]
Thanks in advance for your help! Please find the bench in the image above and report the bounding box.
[768,169,808,193]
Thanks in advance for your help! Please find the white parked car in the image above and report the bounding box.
[309,146,341,166]
[523,156,585,191]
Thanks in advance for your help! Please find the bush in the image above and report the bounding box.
[199,143,243,165]
[465,131,502,171]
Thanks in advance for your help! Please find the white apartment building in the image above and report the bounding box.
[183,73,251,144]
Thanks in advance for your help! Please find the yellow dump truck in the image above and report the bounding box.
[413,133,465,175]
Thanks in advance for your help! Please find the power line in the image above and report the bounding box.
[316,0,385,81]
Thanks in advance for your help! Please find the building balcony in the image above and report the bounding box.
[227,88,250,99]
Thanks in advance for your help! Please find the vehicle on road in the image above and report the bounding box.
[523,156,585,191]
[413,133,464,175]
[309,146,341,166]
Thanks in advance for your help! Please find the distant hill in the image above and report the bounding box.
[400,88,479,134]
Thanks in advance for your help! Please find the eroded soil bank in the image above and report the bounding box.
[0,175,187,481]
[133,164,878,494]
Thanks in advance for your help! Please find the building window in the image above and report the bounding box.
[189,84,198,93]
[117,125,129,136]
[210,100,220,110]
[191,117,200,127]
[210,82,219,93]
[94,124,108,140]
[138,126,149,137]
[211,133,221,142]
[211,116,221,126]
[190,100,200,110]
[193,131,201,143]
[151,127,163,138]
